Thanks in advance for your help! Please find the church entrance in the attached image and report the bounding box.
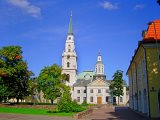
[97,97,102,104]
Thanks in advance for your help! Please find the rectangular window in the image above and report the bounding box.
[120,97,123,102]
[106,96,109,102]
[77,97,80,102]
[84,90,86,93]
[98,89,101,93]
[90,97,93,102]
[77,90,80,93]
[90,89,93,93]
[83,97,86,102]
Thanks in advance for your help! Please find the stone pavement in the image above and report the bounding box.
[82,105,149,120]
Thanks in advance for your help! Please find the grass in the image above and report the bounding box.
[0,107,74,116]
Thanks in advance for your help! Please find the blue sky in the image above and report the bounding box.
[0,0,160,83]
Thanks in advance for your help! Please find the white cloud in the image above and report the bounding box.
[134,4,144,10]
[100,1,118,10]
[8,0,41,18]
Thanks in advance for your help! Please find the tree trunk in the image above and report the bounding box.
[17,98,19,104]
[0,97,2,103]
[51,99,53,105]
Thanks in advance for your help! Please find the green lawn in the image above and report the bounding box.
[0,107,74,116]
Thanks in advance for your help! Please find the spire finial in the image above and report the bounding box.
[68,11,73,35]
[98,49,101,56]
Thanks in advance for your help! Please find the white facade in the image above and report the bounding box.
[73,79,110,104]
[73,79,127,105]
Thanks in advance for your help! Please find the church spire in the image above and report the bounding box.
[68,11,73,35]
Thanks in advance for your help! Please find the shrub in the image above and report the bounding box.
[57,92,85,112]
[81,100,88,106]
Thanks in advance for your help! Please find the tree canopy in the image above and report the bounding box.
[0,46,32,103]
[37,64,69,104]
[109,70,124,105]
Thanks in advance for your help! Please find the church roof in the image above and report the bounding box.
[77,71,95,80]
[68,12,73,35]
[143,19,160,41]
[74,79,91,87]
[74,79,127,87]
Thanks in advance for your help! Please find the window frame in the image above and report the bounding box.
[90,89,93,93]
[90,96,93,102]
[98,89,101,93]
[77,90,80,93]
[77,97,80,102]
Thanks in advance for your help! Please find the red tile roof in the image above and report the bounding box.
[144,19,160,41]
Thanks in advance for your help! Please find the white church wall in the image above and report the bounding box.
[87,86,110,104]
[73,86,86,104]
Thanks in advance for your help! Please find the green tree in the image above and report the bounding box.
[109,70,124,105]
[0,77,9,102]
[37,64,69,104]
[0,46,32,103]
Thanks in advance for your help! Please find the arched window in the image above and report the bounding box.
[67,62,70,68]
[67,74,70,81]
[68,45,71,52]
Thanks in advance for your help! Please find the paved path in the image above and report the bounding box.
[82,105,149,120]
[0,113,73,120]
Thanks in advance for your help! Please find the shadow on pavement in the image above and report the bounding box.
[108,107,149,120]
[92,107,149,120]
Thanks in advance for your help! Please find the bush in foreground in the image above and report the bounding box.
[81,100,88,107]
[56,92,85,113]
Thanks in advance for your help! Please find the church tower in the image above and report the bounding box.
[62,13,77,86]
[93,51,106,80]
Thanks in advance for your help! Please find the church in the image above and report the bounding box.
[62,14,128,105]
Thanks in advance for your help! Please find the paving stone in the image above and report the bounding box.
[81,105,149,120]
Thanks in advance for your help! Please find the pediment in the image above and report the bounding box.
[87,79,109,87]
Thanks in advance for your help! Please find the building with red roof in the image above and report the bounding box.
[127,19,160,118]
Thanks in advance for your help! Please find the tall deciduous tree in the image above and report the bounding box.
[37,64,69,104]
[109,70,124,105]
[0,46,32,103]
